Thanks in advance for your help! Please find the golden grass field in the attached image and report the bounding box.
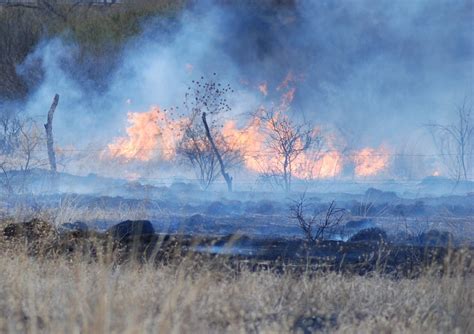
[0,199,473,333]
[0,244,472,334]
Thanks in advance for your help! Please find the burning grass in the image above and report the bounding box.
[103,101,391,183]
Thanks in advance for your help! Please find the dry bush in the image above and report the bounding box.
[257,108,319,193]
[291,196,345,242]
[0,249,472,333]
[178,76,242,191]
[0,112,47,194]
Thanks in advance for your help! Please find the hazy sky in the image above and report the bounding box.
[16,0,473,154]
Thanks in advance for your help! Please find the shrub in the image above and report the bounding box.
[348,227,387,243]
[2,219,58,255]
[107,220,154,240]
[3,219,57,241]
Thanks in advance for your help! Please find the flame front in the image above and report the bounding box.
[106,107,183,162]
[353,147,390,177]
[222,116,344,179]
[106,110,391,179]
[105,74,391,180]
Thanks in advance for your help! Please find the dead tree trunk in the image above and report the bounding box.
[202,112,233,192]
[44,94,59,173]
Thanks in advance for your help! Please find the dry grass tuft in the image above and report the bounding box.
[0,246,472,333]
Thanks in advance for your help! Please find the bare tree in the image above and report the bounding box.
[0,111,45,193]
[178,75,241,191]
[427,101,473,182]
[0,109,22,193]
[258,108,315,192]
[290,195,346,242]
[0,109,22,153]
[177,121,232,190]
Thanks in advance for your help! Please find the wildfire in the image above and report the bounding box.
[293,150,343,179]
[104,73,391,180]
[106,107,184,162]
[353,147,390,177]
[222,116,343,179]
[222,118,266,170]
[106,109,390,179]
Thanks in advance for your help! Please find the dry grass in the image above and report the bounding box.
[0,196,154,226]
[0,248,472,333]
[0,203,472,333]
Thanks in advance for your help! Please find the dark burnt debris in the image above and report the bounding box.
[348,227,388,243]
[1,219,472,276]
[107,220,155,240]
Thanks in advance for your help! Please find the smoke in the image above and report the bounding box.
[8,0,473,178]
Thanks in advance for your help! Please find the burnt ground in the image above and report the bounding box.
[1,184,473,244]
[1,176,472,276]
[1,218,472,278]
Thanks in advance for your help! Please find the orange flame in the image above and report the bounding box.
[222,115,343,179]
[106,107,184,162]
[107,109,390,179]
[293,150,343,179]
[105,76,390,181]
[353,146,390,177]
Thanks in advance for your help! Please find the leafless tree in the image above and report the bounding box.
[177,121,240,190]
[0,109,22,153]
[290,195,346,242]
[178,75,241,191]
[427,101,473,182]
[258,108,316,192]
[0,110,45,193]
